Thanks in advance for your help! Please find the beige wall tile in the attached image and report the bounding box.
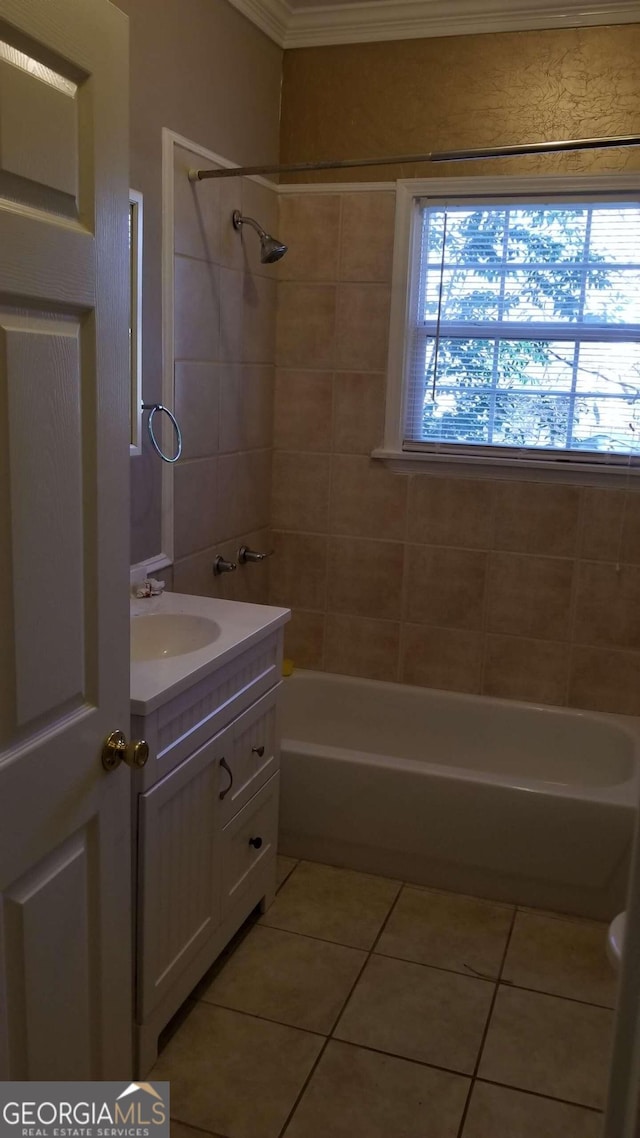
[493,481,581,557]
[274,370,333,453]
[173,529,271,604]
[324,614,400,681]
[217,449,271,538]
[277,283,336,369]
[268,532,328,610]
[339,192,395,283]
[278,193,341,282]
[174,361,220,460]
[284,610,326,669]
[174,458,219,558]
[173,545,219,600]
[482,635,570,705]
[212,529,271,604]
[486,553,574,641]
[272,452,330,532]
[242,274,276,364]
[217,176,245,271]
[581,487,640,563]
[401,624,483,693]
[574,561,640,651]
[404,546,487,630]
[174,255,220,361]
[408,475,495,549]
[569,645,640,716]
[218,267,244,362]
[219,364,274,453]
[330,455,408,540]
[173,146,220,263]
[335,284,391,372]
[332,372,385,454]
[327,536,404,620]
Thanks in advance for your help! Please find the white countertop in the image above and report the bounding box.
[130,591,290,715]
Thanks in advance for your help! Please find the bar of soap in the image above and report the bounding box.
[282,658,294,677]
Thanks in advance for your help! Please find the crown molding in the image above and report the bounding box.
[228,0,290,45]
[226,0,639,49]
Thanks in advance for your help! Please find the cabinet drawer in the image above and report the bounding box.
[221,773,279,918]
[217,690,278,827]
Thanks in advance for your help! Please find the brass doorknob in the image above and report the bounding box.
[102,730,150,771]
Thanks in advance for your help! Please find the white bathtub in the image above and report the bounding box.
[278,670,640,919]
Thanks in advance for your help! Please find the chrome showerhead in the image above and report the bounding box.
[232,209,288,264]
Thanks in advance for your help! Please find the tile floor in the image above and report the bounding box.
[154,857,617,1138]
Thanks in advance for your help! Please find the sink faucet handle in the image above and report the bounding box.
[213,556,237,575]
[238,546,273,564]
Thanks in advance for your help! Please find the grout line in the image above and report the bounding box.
[275,874,403,1138]
[474,1075,604,1114]
[455,904,518,1138]
[198,994,328,1038]
[166,861,613,1135]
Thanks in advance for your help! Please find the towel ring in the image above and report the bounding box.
[142,402,182,463]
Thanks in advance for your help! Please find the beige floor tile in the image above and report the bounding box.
[478,986,613,1108]
[462,1081,603,1138]
[334,954,494,1074]
[150,1003,323,1138]
[277,855,298,889]
[503,911,616,1007]
[259,860,400,949]
[284,1040,469,1138]
[200,924,366,1033]
[376,886,513,977]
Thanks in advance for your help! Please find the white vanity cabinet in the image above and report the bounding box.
[130,594,289,1075]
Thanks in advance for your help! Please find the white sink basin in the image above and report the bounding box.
[131,613,221,661]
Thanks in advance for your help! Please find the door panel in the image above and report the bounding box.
[2,827,98,1080]
[0,53,78,196]
[0,0,131,1079]
[4,312,85,726]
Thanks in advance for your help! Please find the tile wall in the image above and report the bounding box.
[171,146,278,603]
[269,189,640,717]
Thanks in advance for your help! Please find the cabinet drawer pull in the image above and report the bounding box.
[252,745,265,757]
[248,836,263,849]
[219,757,233,800]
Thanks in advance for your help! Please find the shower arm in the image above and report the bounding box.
[189,134,640,181]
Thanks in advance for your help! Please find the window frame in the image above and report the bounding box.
[376,173,640,482]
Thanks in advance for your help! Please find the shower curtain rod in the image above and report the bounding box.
[189,133,640,181]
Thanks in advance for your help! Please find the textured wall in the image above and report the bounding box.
[280,25,640,183]
[170,145,277,604]
[113,0,282,564]
[269,188,640,716]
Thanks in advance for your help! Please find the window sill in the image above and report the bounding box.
[371,447,640,486]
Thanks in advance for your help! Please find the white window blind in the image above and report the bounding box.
[404,198,640,463]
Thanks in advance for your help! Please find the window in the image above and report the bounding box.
[381,176,640,475]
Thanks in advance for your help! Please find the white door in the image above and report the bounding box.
[0,0,132,1079]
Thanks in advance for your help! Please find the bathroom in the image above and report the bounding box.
[0,0,639,1135]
